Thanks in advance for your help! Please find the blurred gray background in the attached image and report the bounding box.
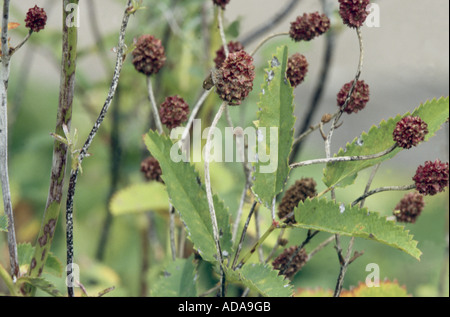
[10,0,450,171]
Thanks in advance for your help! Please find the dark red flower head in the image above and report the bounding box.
[212,0,230,10]
[272,246,308,278]
[25,5,47,33]
[132,35,166,76]
[289,12,330,42]
[337,80,370,114]
[214,41,244,68]
[393,116,429,149]
[339,0,371,28]
[140,157,163,183]
[278,178,317,224]
[393,192,425,224]
[413,160,449,196]
[215,50,255,106]
[286,53,309,88]
[159,95,190,129]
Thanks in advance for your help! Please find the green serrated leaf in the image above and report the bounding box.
[0,214,7,232]
[17,243,63,277]
[110,182,170,216]
[151,256,197,297]
[144,131,233,264]
[323,97,449,188]
[293,198,422,260]
[251,45,295,209]
[224,263,293,297]
[17,276,63,297]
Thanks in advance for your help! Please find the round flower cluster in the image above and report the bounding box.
[337,80,370,114]
[140,157,163,183]
[272,246,308,278]
[25,5,47,33]
[212,0,230,10]
[289,12,330,42]
[286,53,309,88]
[215,50,255,106]
[278,178,317,223]
[339,0,371,28]
[393,192,425,223]
[132,35,166,76]
[413,160,449,196]
[159,95,190,129]
[393,116,429,149]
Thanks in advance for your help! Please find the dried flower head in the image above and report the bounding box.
[278,178,317,223]
[286,53,309,87]
[214,41,244,68]
[413,160,449,196]
[337,80,370,114]
[393,116,429,149]
[212,0,230,10]
[25,5,47,33]
[215,50,255,105]
[339,0,371,28]
[132,35,166,76]
[159,95,190,129]
[140,157,163,183]
[289,12,330,42]
[272,246,308,278]
[393,192,425,223]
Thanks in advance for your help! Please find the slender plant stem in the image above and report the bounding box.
[26,2,79,292]
[147,76,164,134]
[265,229,285,264]
[9,30,32,57]
[65,1,133,297]
[249,32,289,57]
[290,144,397,169]
[169,205,176,261]
[351,184,416,207]
[217,8,229,56]
[307,235,335,261]
[0,0,19,280]
[231,200,257,269]
[334,236,355,297]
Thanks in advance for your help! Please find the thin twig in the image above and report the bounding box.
[231,200,258,269]
[290,144,397,169]
[307,235,335,261]
[334,237,355,297]
[351,184,416,207]
[217,8,229,56]
[0,0,19,279]
[249,32,289,57]
[359,163,381,208]
[9,31,32,57]
[65,1,133,297]
[147,76,164,134]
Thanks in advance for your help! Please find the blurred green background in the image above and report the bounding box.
[0,0,448,297]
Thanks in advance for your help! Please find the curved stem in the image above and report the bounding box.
[351,184,416,207]
[147,76,164,134]
[290,144,397,169]
[249,32,289,57]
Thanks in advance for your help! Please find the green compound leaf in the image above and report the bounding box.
[251,45,295,209]
[224,263,293,297]
[151,256,197,297]
[144,131,233,264]
[323,97,449,188]
[110,182,170,216]
[17,276,63,297]
[17,243,63,277]
[293,198,422,260]
[0,214,7,232]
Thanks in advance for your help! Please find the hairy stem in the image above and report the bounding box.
[0,0,19,279]
[27,1,79,290]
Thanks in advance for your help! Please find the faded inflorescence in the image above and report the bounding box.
[132,35,166,76]
[393,192,425,223]
[339,0,371,28]
[159,95,190,129]
[272,246,308,278]
[289,12,330,42]
[214,41,244,68]
[140,157,163,183]
[215,50,255,105]
[413,160,449,196]
[25,5,47,33]
[286,53,309,88]
[337,80,370,114]
[393,116,429,149]
[212,0,230,10]
[278,178,317,223]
